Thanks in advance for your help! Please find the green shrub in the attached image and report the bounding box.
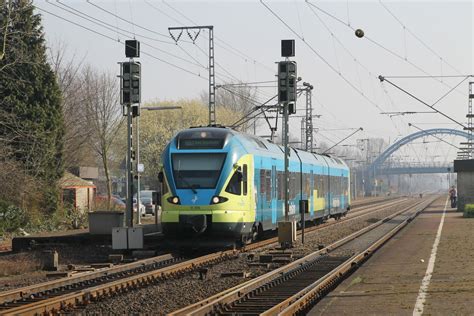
[464,204,474,218]
[0,200,29,234]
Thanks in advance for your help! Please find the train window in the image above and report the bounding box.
[260,169,265,196]
[243,164,248,196]
[265,170,271,201]
[290,173,296,200]
[172,153,226,189]
[225,168,242,195]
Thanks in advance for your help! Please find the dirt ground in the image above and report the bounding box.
[308,196,474,316]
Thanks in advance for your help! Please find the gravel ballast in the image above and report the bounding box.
[82,198,423,315]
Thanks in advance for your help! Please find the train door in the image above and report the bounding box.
[271,165,277,224]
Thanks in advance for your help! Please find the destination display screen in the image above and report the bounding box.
[179,138,224,149]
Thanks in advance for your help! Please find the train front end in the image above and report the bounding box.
[160,127,255,241]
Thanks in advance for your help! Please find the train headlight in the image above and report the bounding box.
[167,196,180,205]
[210,196,228,204]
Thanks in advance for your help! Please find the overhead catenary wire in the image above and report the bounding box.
[260,0,386,113]
[54,1,244,85]
[162,0,275,74]
[35,6,208,81]
[306,0,466,97]
[408,123,459,150]
[50,1,207,69]
[378,0,464,75]
[379,76,467,129]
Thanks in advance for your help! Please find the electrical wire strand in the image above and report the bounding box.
[35,5,208,81]
[379,0,464,75]
[306,0,466,97]
[50,1,206,69]
[261,0,386,113]
[162,0,275,74]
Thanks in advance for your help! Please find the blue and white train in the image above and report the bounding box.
[159,126,350,242]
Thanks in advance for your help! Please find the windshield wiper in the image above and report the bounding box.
[176,172,198,194]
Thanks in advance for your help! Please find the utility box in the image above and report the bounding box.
[128,227,144,249]
[112,227,128,250]
[88,211,124,235]
[278,221,297,245]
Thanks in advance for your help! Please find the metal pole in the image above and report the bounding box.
[284,60,290,222]
[126,103,134,228]
[136,113,141,225]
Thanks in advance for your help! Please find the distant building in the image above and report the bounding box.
[59,172,96,213]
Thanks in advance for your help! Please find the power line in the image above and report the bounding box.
[35,6,208,81]
[162,0,275,74]
[379,75,467,128]
[384,75,473,79]
[55,1,243,85]
[261,0,386,113]
[86,0,174,41]
[379,0,464,75]
[306,1,466,97]
[50,1,206,69]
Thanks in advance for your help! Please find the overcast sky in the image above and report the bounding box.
[35,0,473,165]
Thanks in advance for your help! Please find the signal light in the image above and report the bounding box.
[278,61,297,108]
[120,61,141,105]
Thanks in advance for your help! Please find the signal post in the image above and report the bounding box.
[278,40,299,247]
[119,40,141,229]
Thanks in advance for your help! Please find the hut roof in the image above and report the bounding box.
[59,172,96,189]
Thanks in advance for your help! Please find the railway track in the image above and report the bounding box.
[0,197,410,315]
[171,196,436,315]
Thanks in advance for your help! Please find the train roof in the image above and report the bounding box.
[175,126,348,169]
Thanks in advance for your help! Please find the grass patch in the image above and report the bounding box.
[464,204,474,218]
[0,253,41,277]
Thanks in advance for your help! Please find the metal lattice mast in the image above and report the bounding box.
[300,118,305,150]
[208,27,216,125]
[168,25,216,125]
[468,82,474,159]
[305,87,313,151]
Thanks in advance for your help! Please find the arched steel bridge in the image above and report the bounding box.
[362,128,470,193]
[370,128,470,175]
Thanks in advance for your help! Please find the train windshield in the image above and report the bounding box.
[172,153,226,189]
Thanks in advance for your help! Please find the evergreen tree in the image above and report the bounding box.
[0,0,64,211]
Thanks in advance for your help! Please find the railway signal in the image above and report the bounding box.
[278,39,298,247]
[120,61,141,106]
[278,60,297,112]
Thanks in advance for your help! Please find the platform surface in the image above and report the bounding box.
[309,196,474,315]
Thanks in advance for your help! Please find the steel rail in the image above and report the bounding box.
[176,197,434,315]
[0,197,408,315]
[272,197,435,315]
[0,253,177,306]
[241,197,409,253]
[0,251,238,316]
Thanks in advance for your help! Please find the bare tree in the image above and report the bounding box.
[201,81,259,131]
[80,66,123,208]
[48,41,94,168]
